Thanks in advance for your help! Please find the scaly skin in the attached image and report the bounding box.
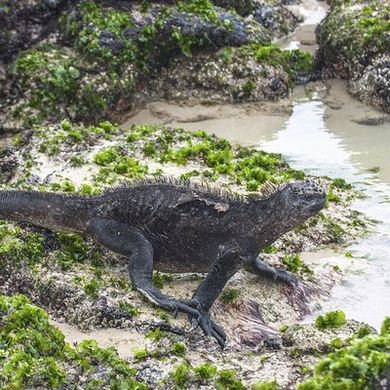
[0,177,327,347]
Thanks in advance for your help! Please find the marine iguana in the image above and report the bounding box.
[0,177,326,347]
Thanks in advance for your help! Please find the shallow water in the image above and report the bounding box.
[127,80,390,329]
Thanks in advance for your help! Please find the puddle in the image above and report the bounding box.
[52,320,144,359]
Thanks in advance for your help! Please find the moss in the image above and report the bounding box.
[315,310,347,331]
[220,288,240,304]
[251,380,279,390]
[170,362,191,388]
[0,295,147,389]
[152,272,173,289]
[194,362,217,381]
[83,277,101,298]
[118,301,140,317]
[317,0,390,77]
[171,342,187,357]
[299,317,390,389]
[0,221,45,265]
[215,369,246,390]
[146,327,167,342]
[133,348,150,361]
[331,178,352,190]
[281,254,312,274]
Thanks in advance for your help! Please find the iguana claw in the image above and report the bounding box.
[190,311,227,348]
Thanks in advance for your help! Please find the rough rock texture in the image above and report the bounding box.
[348,53,390,112]
[0,0,312,134]
[0,0,70,62]
[0,118,373,388]
[145,50,290,103]
[316,0,390,113]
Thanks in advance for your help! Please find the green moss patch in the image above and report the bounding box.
[299,317,390,389]
[0,295,147,389]
[317,0,390,77]
[315,310,347,331]
[238,44,314,82]
[10,45,124,126]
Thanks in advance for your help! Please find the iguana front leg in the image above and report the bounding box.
[251,256,298,286]
[191,244,248,347]
[87,218,201,323]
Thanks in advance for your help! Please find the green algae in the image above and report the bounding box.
[38,119,119,156]
[220,288,240,304]
[194,362,217,381]
[124,123,304,190]
[0,295,147,389]
[281,254,312,275]
[317,0,390,76]
[31,120,304,193]
[64,1,136,70]
[216,369,246,390]
[168,363,248,389]
[315,310,347,331]
[251,380,279,390]
[171,362,191,388]
[12,44,84,125]
[299,317,390,389]
[0,221,45,265]
[237,44,314,82]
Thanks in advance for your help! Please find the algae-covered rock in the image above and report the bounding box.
[0,0,70,62]
[1,294,384,389]
[0,120,368,332]
[298,317,390,389]
[0,294,148,389]
[0,0,314,131]
[147,44,314,103]
[316,0,390,112]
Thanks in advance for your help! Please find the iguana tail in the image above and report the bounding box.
[0,190,95,233]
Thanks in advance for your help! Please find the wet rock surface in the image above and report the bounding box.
[0,0,71,62]
[0,0,389,388]
[0,0,313,133]
[316,0,390,113]
[0,118,374,387]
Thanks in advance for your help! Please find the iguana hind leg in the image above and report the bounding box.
[87,218,214,339]
[251,257,298,286]
[191,243,247,347]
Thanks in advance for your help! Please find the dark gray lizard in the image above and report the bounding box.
[0,177,326,347]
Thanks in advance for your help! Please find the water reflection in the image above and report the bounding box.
[257,87,390,329]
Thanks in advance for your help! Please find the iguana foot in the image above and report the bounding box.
[190,311,227,348]
[253,257,299,286]
[158,298,226,346]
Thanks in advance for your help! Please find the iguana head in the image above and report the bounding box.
[282,178,327,217]
[255,179,327,242]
